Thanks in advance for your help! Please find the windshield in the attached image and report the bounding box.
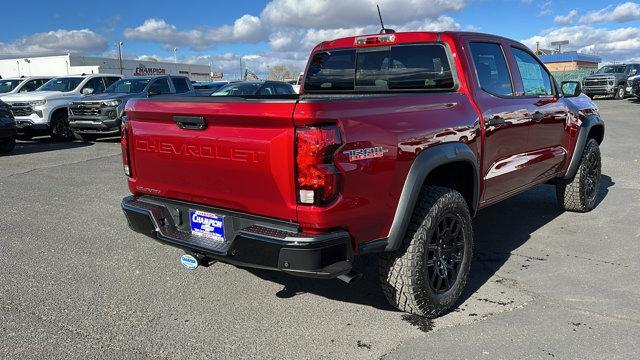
[39,77,83,92]
[304,43,455,92]
[211,83,261,96]
[0,80,22,93]
[595,65,626,74]
[105,78,151,94]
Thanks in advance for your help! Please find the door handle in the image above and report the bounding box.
[486,115,506,127]
[173,116,207,130]
[532,111,544,122]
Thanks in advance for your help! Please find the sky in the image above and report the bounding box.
[1,0,639,78]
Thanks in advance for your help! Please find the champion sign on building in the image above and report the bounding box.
[133,63,166,76]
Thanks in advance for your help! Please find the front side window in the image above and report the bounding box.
[148,79,171,94]
[39,77,83,92]
[21,80,41,92]
[304,44,455,92]
[83,77,106,94]
[511,47,553,96]
[469,42,513,97]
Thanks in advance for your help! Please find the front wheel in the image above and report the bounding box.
[378,186,473,318]
[50,111,74,141]
[556,138,602,212]
[0,137,16,154]
[614,85,625,100]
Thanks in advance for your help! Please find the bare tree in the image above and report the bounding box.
[267,65,296,81]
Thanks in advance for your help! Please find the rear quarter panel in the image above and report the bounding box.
[295,93,480,246]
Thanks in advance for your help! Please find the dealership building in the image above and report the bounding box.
[0,54,212,81]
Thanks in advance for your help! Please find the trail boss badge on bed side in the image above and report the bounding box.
[343,146,388,161]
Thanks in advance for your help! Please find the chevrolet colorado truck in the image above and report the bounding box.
[69,75,193,142]
[582,63,640,100]
[121,31,604,317]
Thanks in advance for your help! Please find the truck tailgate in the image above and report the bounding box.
[125,97,298,221]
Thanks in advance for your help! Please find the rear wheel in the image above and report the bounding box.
[0,137,16,154]
[614,85,625,100]
[556,138,601,212]
[378,186,473,318]
[50,111,74,141]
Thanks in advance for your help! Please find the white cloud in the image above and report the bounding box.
[521,25,640,61]
[580,2,640,24]
[554,9,578,24]
[538,1,553,16]
[123,15,263,50]
[261,0,467,29]
[0,29,107,57]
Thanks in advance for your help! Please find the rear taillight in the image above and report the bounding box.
[121,116,132,177]
[296,125,343,205]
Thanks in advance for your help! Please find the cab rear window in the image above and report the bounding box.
[304,44,455,92]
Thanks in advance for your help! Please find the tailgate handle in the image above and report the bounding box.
[173,116,207,130]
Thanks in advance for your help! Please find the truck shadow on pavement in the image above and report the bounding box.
[12,137,93,155]
[247,175,614,313]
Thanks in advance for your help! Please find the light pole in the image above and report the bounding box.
[117,41,124,75]
[173,48,178,64]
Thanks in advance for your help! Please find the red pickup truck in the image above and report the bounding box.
[121,31,604,317]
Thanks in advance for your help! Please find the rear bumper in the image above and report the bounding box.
[121,196,353,278]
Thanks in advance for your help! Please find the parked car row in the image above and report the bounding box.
[0,72,296,151]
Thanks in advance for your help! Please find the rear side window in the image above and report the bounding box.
[305,50,356,91]
[511,47,552,96]
[469,42,513,97]
[171,77,190,93]
[304,44,455,92]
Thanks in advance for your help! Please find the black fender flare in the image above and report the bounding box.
[564,114,604,179]
[359,142,479,254]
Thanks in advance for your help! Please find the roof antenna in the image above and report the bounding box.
[377,5,395,34]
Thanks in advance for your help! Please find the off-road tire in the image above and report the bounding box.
[614,85,625,100]
[0,137,16,154]
[50,111,74,142]
[556,138,601,212]
[378,186,473,318]
[75,133,98,142]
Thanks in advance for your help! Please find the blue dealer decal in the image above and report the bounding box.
[189,210,225,242]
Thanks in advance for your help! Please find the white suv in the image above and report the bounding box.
[1,74,121,141]
[0,76,53,98]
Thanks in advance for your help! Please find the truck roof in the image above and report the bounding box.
[311,31,520,52]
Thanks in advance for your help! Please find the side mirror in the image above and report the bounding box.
[561,81,581,97]
[82,88,94,95]
[147,89,161,97]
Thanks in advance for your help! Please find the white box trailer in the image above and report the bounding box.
[0,54,211,81]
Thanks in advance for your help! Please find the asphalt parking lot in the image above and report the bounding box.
[1,99,639,359]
